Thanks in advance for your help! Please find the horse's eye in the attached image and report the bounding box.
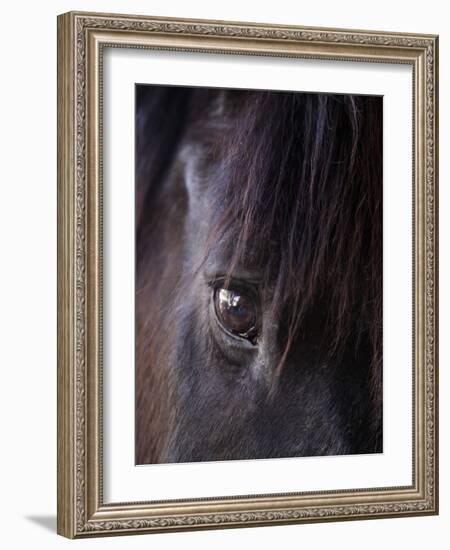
[214,287,257,343]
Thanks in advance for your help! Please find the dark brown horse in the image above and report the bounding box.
[135,86,382,464]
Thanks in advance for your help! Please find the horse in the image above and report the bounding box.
[135,85,383,464]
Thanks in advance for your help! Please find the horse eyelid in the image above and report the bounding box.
[204,274,260,297]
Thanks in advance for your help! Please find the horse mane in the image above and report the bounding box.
[136,86,383,455]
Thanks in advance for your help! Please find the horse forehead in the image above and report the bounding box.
[177,143,208,204]
[178,138,283,276]
[204,246,264,279]
[179,138,231,190]
[179,142,239,240]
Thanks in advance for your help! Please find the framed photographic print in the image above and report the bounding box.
[57,11,439,538]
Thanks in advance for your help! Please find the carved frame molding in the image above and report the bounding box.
[57,11,438,538]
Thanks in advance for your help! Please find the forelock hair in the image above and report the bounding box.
[181,90,382,377]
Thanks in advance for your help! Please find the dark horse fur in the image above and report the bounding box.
[136,86,382,464]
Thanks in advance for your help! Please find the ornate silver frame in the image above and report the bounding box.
[57,11,439,538]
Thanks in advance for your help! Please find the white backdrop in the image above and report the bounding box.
[0,0,447,548]
[104,50,412,502]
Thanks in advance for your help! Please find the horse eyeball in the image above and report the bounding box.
[214,287,257,342]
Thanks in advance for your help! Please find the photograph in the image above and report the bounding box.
[135,86,383,465]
